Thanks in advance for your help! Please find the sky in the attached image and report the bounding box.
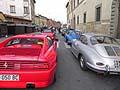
[35,0,68,24]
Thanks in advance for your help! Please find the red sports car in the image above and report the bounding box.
[0,34,57,88]
[41,29,56,40]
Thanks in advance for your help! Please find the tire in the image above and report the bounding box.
[68,43,72,47]
[52,74,56,85]
[54,74,56,82]
[65,38,68,42]
[79,55,88,71]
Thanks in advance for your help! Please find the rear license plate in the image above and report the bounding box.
[0,74,19,81]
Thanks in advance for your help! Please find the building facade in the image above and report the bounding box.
[30,0,36,23]
[66,0,120,38]
[0,0,35,23]
[35,15,61,28]
[35,15,48,27]
[0,12,32,24]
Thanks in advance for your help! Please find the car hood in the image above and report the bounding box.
[93,44,120,58]
[0,48,41,61]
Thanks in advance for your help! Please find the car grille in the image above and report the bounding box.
[114,61,120,68]
[104,46,120,56]
[113,47,120,56]
[104,46,116,56]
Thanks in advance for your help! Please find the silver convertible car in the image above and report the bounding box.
[71,33,120,74]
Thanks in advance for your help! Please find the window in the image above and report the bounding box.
[71,0,73,11]
[47,37,53,47]
[96,6,101,21]
[83,12,86,23]
[73,15,76,28]
[77,15,79,24]
[6,38,44,47]
[90,36,120,45]
[6,38,20,46]
[10,5,16,13]
[77,0,79,5]
[104,46,116,56]
[73,0,75,8]
[80,35,88,45]
[24,6,29,14]
[43,29,53,33]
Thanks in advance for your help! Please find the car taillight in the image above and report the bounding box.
[51,36,54,39]
[20,63,49,69]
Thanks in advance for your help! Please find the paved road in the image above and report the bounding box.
[2,34,120,90]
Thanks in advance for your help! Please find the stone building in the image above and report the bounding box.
[66,0,120,38]
[35,15,48,27]
[0,0,36,23]
[0,12,32,24]
[35,15,61,28]
[30,0,36,24]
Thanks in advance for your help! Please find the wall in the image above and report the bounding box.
[67,0,113,35]
[0,0,35,20]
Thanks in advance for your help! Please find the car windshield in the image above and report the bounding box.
[90,36,120,45]
[63,29,66,32]
[67,30,73,34]
[6,38,44,47]
[43,29,53,33]
[75,31,81,34]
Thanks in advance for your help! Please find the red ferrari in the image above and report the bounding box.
[0,34,57,88]
[41,29,55,40]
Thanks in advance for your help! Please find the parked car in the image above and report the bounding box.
[0,34,57,88]
[41,29,56,40]
[65,30,81,45]
[71,33,120,75]
[61,28,67,36]
[31,32,58,50]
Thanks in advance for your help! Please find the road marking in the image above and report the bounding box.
[64,42,71,48]
[57,41,60,48]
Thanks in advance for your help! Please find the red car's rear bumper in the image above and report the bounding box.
[0,64,56,88]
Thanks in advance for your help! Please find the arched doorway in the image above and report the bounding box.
[0,12,5,23]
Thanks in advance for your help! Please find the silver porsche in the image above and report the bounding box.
[71,33,120,74]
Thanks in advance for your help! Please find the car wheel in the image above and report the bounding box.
[51,73,56,85]
[68,43,72,47]
[79,55,88,71]
[54,74,56,82]
[65,38,68,42]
